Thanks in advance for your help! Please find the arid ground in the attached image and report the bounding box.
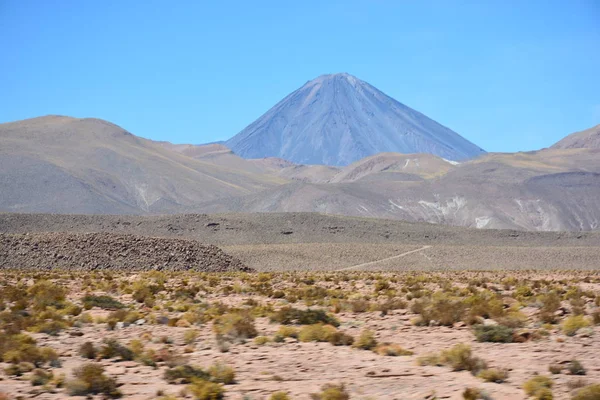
[1,213,599,399]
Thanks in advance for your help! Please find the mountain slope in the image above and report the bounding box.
[226,73,486,166]
[551,124,600,149]
[0,116,285,214]
[194,148,600,231]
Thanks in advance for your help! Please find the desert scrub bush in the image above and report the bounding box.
[30,368,53,386]
[298,324,338,343]
[276,325,299,338]
[208,362,235,384]
[99,338,134,361]
[310,383,350,400]
[375,343,413,356]
[562,315,591,336]
[327,331,355,346]
[538,291,561,323]
[411,292,465,326]
[567,360,586,376]
[572,384,600,400]
[164,365,208,384]
[78,342,98,359]
[352,329,377,350]
[417,353,442,366]
[440,344,487,375]
[270,307,339,327]
[66,363,122,398]
[548,364,562,374]
[473,324,514,343]
[0,334,58,367]
[523,375,553,399]
[254,336,271,345]
[464,291,505,322]
[188,378,224,400]
[462,387,492,400]
[184,329,200,345]
[28,280,66,311]
[478,368,509,383]
[82,294,124,310]
[270,392,291,400]
[213,311,257,340]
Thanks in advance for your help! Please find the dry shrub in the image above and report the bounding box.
[270,392,291,400]
[375,343,413,356]
[188,378,224,400]
[440,344,487,375]
[562,315,591,336]
[310,383,349,400]
[478,368,509,383]
[572,384,600,400]
[352,329,377,350]
[298,324,338,343]
[213,312,257,340]
[207,362,235,384]
[66,363,121,398]
[523,375,553,400]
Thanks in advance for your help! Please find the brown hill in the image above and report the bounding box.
[0,116,284,214]
[551,124,600,149]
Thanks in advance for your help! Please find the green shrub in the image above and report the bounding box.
[568,360,586,376]
[572,384,600,400]
[523,376,553,399]
[352,329,377,350]
[99,339,134,361]
[478,368,509,383]
[562,316,591,336]
[188,378,224,400]
[473,324,514,343]
[82,295,124,310]
[66,363,121,398]
[310,383,350,400]
[164,365,208,384]
[270,307,339,327]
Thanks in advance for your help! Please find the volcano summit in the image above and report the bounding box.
[226,73,486,166]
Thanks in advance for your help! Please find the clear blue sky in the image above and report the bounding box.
[1,0,599,152]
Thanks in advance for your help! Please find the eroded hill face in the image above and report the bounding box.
[0,116,284,214]
[225,73,486,165]
[1,116,599,232]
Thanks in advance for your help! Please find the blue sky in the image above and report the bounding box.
[1,0,599,152]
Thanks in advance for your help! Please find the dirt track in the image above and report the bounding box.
[1,212,599,270]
